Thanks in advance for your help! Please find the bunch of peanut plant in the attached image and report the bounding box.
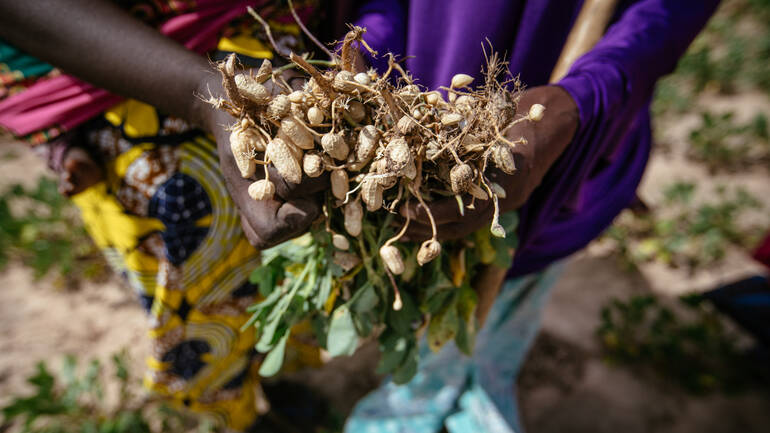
[208,6,536,381]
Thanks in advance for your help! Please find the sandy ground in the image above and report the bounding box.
[1,120,769,433]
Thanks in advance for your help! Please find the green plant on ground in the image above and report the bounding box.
[678,0,769,94]
[0,177,108,288]
[675,36,746,95]
[604,182,765,271]
[651,77,694,118]
[1,352,216,433]
[687,110,770,171]
[597,294,762,394]
[653,0,770,117]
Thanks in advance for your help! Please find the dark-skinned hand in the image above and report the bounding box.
[196,68,329,249]
[58,147,104,197]
[402,85,580,241]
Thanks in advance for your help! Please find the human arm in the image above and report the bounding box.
[406,0,721,241]
[0,0,323,248]
[0,0,210,125]
[403,85,578,240]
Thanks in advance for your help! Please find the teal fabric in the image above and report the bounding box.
[345,264,564,433]
[0,40,54,78]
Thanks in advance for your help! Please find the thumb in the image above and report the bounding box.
[276,197,321,236]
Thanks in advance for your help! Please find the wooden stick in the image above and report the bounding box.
[550,0,620,83]
[474,0,620,326]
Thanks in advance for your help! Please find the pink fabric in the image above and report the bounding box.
[0,76,122,135]
[0,0,261,137]
[754,231,770,270]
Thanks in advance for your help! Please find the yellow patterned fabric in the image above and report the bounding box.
[67,18,321,430]
[72,128,266,430]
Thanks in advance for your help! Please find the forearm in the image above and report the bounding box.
[0,0,213,127]
[558,0,720,132]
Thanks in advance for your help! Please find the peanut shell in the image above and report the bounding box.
[361,177,383,211]
[266,137,302,184]
[379,245,404,275]
[450,163,474,194]
[356,125,379,163]
[417,239,441,265]
[280,117,314,150]
[344,200,363,236]
[321,132,350,160]
[235,75,270,104]
[302,153,324,178]
[331,169,349,201]
[248,179,275,201]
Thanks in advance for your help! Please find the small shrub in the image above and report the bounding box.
[1,352,216,433]
[0,178,108,288]
[597,294,762,394]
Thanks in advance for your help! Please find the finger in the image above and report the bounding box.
[262,76,287,96]
[241,194,279,229]
[243,196,320,247]
[434,218,493,241]
[287,75,306,91]
[402,221,434,242]
[277,197,321,232]
[271,166,330,200]
[260,197,320,244]
[401,200,495,242]
[401,194,493,226]
[282,69,307,91]
[58,176,75,196]
[262,70,306,95]
[240,216,265,248]
[405,210,496,242]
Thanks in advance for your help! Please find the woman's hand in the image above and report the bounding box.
[59,147,104,197]
[195,70,328,249]
[404,85,580,241]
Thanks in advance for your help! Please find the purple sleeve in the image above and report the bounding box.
[352,0,406,71]
[510,0,720,275]
[557,0,720,165]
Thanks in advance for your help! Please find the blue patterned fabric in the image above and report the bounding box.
[345,263,564,433]
[148,172,212,265]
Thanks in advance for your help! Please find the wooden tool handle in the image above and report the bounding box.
[550,0,620,83]
[474,0,620,326]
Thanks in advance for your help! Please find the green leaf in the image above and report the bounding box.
[313,269,333,310]
[259,333,289,377]
[427,300,459,352]
[474,229,497,265]
[491,237,515,268]
[60,356,77,389]
[255,318,285,353]
[386,291,420,335]
[499,211,519,234]
[349,282,380,337]
[310,314,330,348]
[112,354,129,384]
[454,286,478,355]
[28,362,55,394]
[351,282,378,314]
[401,246,419,282]
[83,360,103,400]
[391,343,419,385]
[376,332,409,375]
[249,256,287,297]
[327,305,359,357]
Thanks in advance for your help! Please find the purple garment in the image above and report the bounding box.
[354,0,719,276]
